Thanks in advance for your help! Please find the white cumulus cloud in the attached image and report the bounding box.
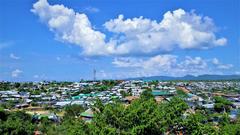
[212,58,233,69]
[113,55,233,77]
[32,0,227,56]
[33,74,47,80]
[104,9,227,54]
[113,55,177,70]
[10,53,20,60]
[178,56,208,70]
[31,0,109,56]
[11,69,23,78]
[84,6,100,13]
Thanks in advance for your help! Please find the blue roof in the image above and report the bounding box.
[152,91,172,96]
[187,93,196,97]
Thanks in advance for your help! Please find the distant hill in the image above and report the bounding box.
[125,74,240,81]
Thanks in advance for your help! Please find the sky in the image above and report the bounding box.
[0,0,239,81]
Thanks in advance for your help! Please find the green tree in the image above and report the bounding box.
[183,112,218,134]
[64,104,84,119]
[140,90,154,100]
[0,110,35,135]
[213,96,232,113]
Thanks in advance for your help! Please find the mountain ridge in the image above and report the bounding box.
[125,74,240,81]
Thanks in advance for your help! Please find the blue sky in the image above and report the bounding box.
[0,0,239,81]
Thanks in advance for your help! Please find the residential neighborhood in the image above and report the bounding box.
[1,80,239,122]
[0,0,239,134]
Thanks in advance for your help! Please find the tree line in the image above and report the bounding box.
[0,91,240,135]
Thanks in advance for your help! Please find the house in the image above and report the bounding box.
[15,103,29,108]
[48,113,60,122]
[232,102,240,109]
[151,90,174,97]
[202,103,214,109]
[80,108,94,122]
[55,101,71,107]
[229,109,240,120]
[124,96,139,103]
[154,96,164,103]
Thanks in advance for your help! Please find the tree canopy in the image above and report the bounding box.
[0,95,239,134]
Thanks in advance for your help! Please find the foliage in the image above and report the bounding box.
[0,92,239,135]
[140,90,154,100]
[0,110,35,135]
[220,115,240,135]
[176,89,188,98]
[90,96,188,134]
[63,104,84,119]
[0,101,16,109]
[213,96,232,113]
[182,112,218,134]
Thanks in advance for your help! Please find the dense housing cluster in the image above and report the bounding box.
[0,80,240,134]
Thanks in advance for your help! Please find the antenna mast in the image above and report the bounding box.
[93,69,96,81]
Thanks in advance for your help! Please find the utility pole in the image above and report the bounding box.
[93,69,96,81]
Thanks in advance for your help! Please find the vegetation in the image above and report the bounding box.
[0,108,35,135]
[1,94,239,134]
[64,104,84,119]
[0,81,239,134]
[214,96,232,113]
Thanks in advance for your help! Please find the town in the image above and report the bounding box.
[0,79,240,134]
